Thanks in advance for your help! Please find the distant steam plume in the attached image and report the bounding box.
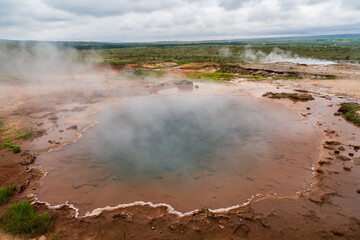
[240,46,334,65]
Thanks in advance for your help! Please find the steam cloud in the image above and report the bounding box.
[0,42,100,83]
[240,46,335,65]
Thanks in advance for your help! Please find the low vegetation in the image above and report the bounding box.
[263,92,315,101]
[125,69,166,79]
[0,185,16,205]
[338,102,360,126]
[15,131,32,139]
[0,201,54,237]
[239,75,267,81]
[186,72,238,81]
[88,40,360,68]
[0,119,32,153]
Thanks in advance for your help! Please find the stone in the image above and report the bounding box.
[318,160,331,165]
[323,145,336,150]
[337,155,351,161]
[66,125,78,130]
[325,140,341,145]
[26,194,34,199]
[338,146,345,151]
[343,166,351,171]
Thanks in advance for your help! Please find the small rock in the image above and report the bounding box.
[337,155,351,161]
[66,125,78,131]
[125,214,134,222]
[334,150,340,155]
[348,153,354,157]
[325,140,341,145]
[356,189,360,194]
[219,225,225,229]
[306,107,311,110]
[195,85,199,89]
[327,104,333,107]
[38,236,47,240]
[343,166,351,171]
[338,146,345,151]
[315,167,324,173]
[26,194,34,199]
[318,160,331,165]
[151,226,155,230]
[323,145,336,150]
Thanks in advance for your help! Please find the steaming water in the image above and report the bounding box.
[36,95,321,214]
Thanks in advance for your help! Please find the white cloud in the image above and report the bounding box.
[0,0,359,41]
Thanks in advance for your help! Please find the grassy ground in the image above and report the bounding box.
[0,185,16,205]
[0,202,53,237]
[338,103,360,126]
[93,44,360,68]
[0,119,32,153]
[185,72,238,81]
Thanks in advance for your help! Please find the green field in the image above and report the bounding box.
[1,35,360,70]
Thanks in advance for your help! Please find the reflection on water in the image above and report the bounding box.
[36,96,321,215]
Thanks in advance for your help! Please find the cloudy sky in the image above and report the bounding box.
[0,0,359,42]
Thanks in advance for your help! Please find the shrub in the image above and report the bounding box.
[15,131,32,139]
[0,185,16,205]
[0,201,54,237]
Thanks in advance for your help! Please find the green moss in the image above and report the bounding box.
[15,131,32,139]
[325,75,336,79]
[176,61,192,65]
[186,72,238,81]
[0,139,21,153]
[129,69,166,78]
[239,75,266,81]
[338,102,360,126]
[0,185,16,205]
[0,201,54,237]
[12,145,21,153]
[180,66,203,70]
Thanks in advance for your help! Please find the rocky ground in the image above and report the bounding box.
[0,62,360,239]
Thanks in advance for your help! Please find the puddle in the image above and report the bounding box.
[35,95,322,215]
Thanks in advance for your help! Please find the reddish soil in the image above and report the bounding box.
[1,63,360,240]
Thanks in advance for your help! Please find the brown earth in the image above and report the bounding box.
[1,62,360,240]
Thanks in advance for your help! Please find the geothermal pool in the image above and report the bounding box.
[36,95,321,215]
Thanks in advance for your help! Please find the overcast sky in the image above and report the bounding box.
[0,0,359,42]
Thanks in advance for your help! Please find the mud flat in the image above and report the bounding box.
[1,62,360,239]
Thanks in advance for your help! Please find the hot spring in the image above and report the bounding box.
[36,95,321,215]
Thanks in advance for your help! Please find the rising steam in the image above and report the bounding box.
[240,46,334,65]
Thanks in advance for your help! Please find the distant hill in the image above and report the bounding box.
[1,33,359,49]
